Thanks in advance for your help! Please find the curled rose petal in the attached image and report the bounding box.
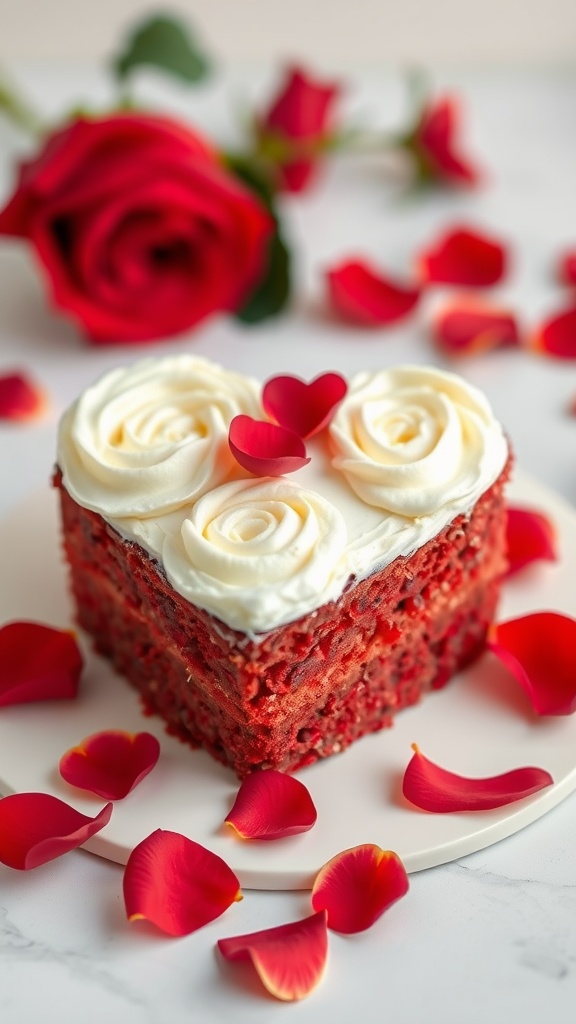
[0,371,48,421]
[228,415,310,475]
[59,730,160,800]
[488,612,576,715]
[532,306,576,359]
[402,744,553,812]
[326,259,421,326]
[557,250,576,287]
[218,910,328,1001]
[123,829,242,936]
[262,373,347,439]
[432,297,520,356]
[311,844,409,933]
[506,506,557,576]
[0,621,83,707]
[225,770,317,840]
[0,793,112,869]
[418,225,507,287]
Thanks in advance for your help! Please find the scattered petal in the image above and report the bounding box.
[532,306,576,359]
[411,95,481,188]
[557,250,576,287]
[488,612,576,715]
[262,372,347,439]
[225,770,317,840]
[0,371,48,422]
[0,620,83,708]
[311,844,409,933]
[0,793,112,869]
[432,296,520,356]
[506,506,557,576]
[123,829,242,936]
[218,910,328,1001]
[418,225,507,287]
[229,415,310,476]
[326,259,421,326]
[59,730,160,800]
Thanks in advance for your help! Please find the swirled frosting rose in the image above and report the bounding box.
[57,355,261,517]
[329,365,508,517]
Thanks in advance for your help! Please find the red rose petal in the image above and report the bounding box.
[218,910,328,1001]
[262,372,347,439]
[228,415,310,476]
[0,621,83,707]
[0,793,112,869]
[532,306,576,359]
[488,612,576,715]
[506,506,557,576]
[557,250,576,287]
[225,770,317,840]
[418,225,507,287]
[402,744,553,812]
[0,371,48,422]
[311,844,409,934]
[432,297,520,356]
[59,730,160,800]
[123,829,242,936]
[326,259,421,326]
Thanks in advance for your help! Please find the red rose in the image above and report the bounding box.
[406,95,480,188]
[0,114,272,343]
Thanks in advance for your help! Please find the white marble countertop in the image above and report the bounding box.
[1,65,576,1022]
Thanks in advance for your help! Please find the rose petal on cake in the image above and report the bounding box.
[0,621,83,707]
[262,372,347,439]
[311,844,409,933]
[123,829,242,936]
[432,297,520,356]
[418,225,507,286]
[402,744,553,811]
[326,259,422,326]
[0,793,112,869]
[0,371,48,422]
[557,250,576,287]
[506,507,557,576]
[228,415,310,475]
[225,769,317,840]
[488,612,576,715]
[532,306,576,359]
[217,910,328,1001]
[59,730,160,800]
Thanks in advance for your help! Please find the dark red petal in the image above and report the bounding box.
[262,372,347,439]
[488,612,576,715]
[225,770,317,840]
[59,730,160,800]
[432,297,520,356]
[326,259,421,326]
[311,844,409,933]
[123,829,242,936]
[506,506,557,576]
[532,306,576,359]
[0,621,83,707]
[218,910,328,1001]
[418,225,507,286]
[0,371,48,422]
[557,250,576,287]
[0,793,112,869]
[228,415,310,476]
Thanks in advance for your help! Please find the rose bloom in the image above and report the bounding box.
[406,95,480,188]
[0,114,272,343]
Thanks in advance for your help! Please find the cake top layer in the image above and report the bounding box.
[57,355,508,637]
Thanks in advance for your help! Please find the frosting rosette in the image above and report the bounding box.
[57,355,261,517]
[329,365,507,517]
[162,478,348,634]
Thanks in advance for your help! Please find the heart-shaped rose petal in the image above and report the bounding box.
[225,769,317,840]
[262,372,347,439]
[59,730,161,800]
[229,415,310,476]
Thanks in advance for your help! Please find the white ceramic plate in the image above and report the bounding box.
[1,472,575,889]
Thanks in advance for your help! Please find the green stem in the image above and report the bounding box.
[0,68,44,136]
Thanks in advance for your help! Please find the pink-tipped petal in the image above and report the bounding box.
[225,770,317,840]
[433,297,520,356]
[218,910,328,1001]
[418,225,507,287]
[488,612,576,715]
[59,730,160,800]
[311,844,409,933]
[228,415,310,475]
[0,793,112,869]
[123,829,242,936]
[262,372,347,439]
[532,306,576,359]
[0,371,48,422]
[506,506,557,576]
[0,621,83,707]
[326,260,421,326]
[557,250,576,287]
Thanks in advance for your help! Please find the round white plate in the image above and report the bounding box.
[1,472,575,889]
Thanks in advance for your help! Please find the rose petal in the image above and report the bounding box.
[0,793,112,869]
[228,415,310,476]
[0,621,83,707]
[311,844,409,933]
[59,730,160,800]
[506,506,557,576]
[402,744,553,812]
[418,225,507,286]
[326,259,421,326]
[218,910,328,1001]
[0,371,48,422]
[225,770,317,840]
[432,297,520,356]
[413,95,480,187]
[488,612,576,715]
[532,306,576,359]
[262,373,347,439]
[123,829,242,936]
[557,250,576,287]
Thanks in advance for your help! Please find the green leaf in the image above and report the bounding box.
[112,14,210,85]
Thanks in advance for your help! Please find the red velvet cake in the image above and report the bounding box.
[55,356,510,777]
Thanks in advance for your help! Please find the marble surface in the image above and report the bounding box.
[1,65,576,1022]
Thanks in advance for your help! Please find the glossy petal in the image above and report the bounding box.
[59,730,160,800]
[262,372,347,439]
[218,910,328,1001]
[0,621,82,707]
[311,844,409,933]
[0,793,112,869]
[557,250,576,287]
[0,371,48,421]
[402,744,553,812]
[228,415,310,476]
[418,226,507,287]
[225,770,317,840]
[506,506,557,576]
[123,829,242,936]
[532,306,576,359]
[433,297,520,356]
[326,259,421,326]
[488,612,576,715]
